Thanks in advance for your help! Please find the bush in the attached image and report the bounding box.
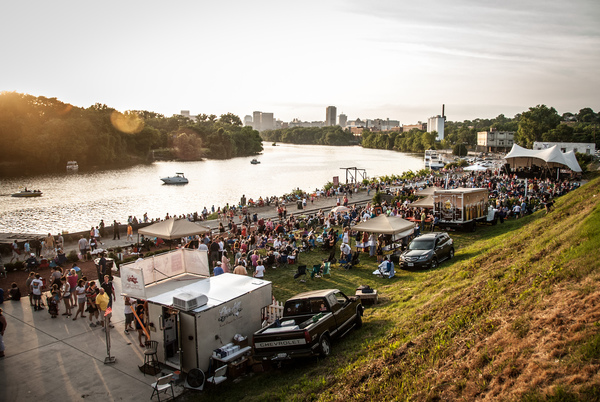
[67,251,79,263]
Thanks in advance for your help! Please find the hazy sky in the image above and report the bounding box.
[3,0,599,124]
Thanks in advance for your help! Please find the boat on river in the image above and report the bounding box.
[424,150,445,170]
[161,172,189,184]
[251,159,260,164]
[66,161,79,172]
[12,189,43,197]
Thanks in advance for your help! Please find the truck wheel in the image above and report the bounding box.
[431,258,438,269]
[449,248,454,259]
[319,335,331,357]
[355,311,363,328]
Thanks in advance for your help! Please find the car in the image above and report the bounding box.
[400,232,454,270]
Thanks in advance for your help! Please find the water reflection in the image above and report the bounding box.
[0,143,423,234]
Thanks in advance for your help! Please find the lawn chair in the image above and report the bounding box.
[206,365,227,386]
[321,262,331,278]
[294,265,307,282]
[150,373,174,401]
[310,264,322,279]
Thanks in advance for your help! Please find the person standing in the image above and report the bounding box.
[0,308,7,357]
[95,288,110,330]
[123,296,134,334]
[101,275,115,309]
[30,274,44,311]
[86,281,100,327]
[72,279,87,320]
[56,233,64,251]
[127,223,133,242]
[10,240,20,263]
[112,220,120,240]
[135,300,147,347]
[44,233,56,258]
[78,236,89,261]
[59,277,72,317]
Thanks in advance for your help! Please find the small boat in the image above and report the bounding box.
[250,159,261,165]
[12,189,43,197]
[66,161,79,171]
[424,150,445,170]
[272,142,277,146]
[161,172,189,184]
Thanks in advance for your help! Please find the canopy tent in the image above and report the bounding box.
[331,205,350,214]
[410,195,434,208]
[504,144,582,172]
[354,214,414,236]
[415,186,438,196]
[463,164,490,171]
[138,218,210,240]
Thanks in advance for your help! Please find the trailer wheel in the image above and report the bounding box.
[319,335,332,357]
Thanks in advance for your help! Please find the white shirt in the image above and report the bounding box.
[254,265,265,278]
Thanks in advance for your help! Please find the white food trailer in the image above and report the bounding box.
[120,249,272,373]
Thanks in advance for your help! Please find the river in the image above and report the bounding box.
[0,143,423,234]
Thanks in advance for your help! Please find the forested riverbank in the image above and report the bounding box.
[0,92,263,176]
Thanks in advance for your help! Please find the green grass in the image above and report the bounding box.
[181,176,600,401]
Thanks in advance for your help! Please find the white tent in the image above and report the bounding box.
[463,164,489,171]
[504,144,582,172]
[353,214,414,237]
[410,195,434,208]
[138,218,211,240]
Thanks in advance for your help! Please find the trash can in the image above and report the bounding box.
[297,200,303,210]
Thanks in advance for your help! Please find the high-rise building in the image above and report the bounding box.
[261,113,274,131]
[326,106,337,126]
[339,113,347,128]
[244,115,253,126]
[252,111,262,132]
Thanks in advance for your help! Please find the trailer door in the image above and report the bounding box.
[180,312,198,372]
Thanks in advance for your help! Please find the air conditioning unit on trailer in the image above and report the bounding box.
[172,292,208,311]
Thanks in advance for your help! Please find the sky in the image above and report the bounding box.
[2,0,600,124]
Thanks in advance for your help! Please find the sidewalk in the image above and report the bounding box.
[0,277,185,402]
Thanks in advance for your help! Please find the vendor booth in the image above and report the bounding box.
[353,214,415,251]
[120,249,272,375]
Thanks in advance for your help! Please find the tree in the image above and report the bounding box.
[453,143,468,156]
[515,105,561,148]
[173,131,203,160]
[218,113,242,126]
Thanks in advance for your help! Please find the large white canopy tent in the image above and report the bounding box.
[504,144,582,172]
[138,218,211,240]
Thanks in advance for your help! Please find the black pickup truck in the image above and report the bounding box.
[252,289,363,361]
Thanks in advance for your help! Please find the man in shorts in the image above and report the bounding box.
[123,296,134,334]
[30,274,43,311]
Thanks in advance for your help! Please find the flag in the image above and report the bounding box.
[104,307,112,317]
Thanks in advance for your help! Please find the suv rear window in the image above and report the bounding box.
[409,239,434,250]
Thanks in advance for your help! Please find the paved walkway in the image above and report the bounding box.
[0,276,187,402]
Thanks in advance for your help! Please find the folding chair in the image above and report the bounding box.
[206,365,228,386]
[322,262,331,278]
[150,373,174,401]
[310,264,322,279]
[294,265,307,282]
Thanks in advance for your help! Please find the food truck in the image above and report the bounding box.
[432,188,496,231]
[120,249,272,373]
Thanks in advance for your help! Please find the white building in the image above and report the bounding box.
[427,115,445,140]
[477,129,515,152]
[533,142,596,155]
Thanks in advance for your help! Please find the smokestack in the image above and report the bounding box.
[442,104,445,118]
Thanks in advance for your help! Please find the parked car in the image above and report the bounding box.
[400,232,454,269]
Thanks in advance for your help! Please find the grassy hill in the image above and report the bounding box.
[186,176,600,402]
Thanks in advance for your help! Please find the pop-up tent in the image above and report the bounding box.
[504,144,582,172]
[138,218,211,240]
[354,214,414,237]
[410,195,434,208]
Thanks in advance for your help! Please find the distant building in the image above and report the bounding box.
[261,113,274,131]
[244,115,253,126]
[402,123,426,132]
[326,106,337,126]
[180,110,197,122]
[533,141,595,155]
[288,118,324,128]
[427,115,445,140]
[252,111,262,132]
[477,129,514,152]
[368,118,400,131]
[339,113,347,128]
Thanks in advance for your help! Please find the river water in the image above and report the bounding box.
[0,143,423,234]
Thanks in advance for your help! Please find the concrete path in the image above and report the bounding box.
[0,277,185,402]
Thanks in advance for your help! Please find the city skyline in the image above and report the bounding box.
[2,1,599,125]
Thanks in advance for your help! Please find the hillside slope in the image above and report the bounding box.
[319,177,600,401]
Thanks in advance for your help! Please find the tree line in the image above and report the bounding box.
[260,126,356,146]
[0,92,263,176]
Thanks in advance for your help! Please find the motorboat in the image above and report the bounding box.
[424,150,445,170]
[66,161,79,171]
[161,172,189,184]
[12,189,43,197]
[250,159,261,164]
